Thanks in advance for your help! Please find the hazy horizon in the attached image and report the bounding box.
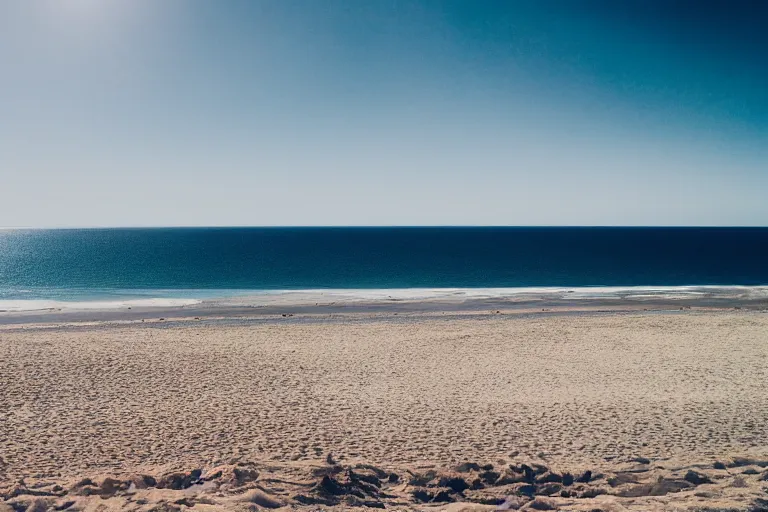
[2,0,767,227]
[4,225,768,230]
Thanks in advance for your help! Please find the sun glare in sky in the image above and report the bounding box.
[43,0,148,33]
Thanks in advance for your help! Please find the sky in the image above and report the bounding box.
[1,0,767,227]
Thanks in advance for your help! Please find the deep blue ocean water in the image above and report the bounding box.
[0,227,767,302]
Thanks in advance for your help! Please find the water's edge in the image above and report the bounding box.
[1,286,767,328]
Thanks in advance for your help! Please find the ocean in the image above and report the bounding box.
[0,227,767,310]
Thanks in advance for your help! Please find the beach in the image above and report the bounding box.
[2,307,768,510]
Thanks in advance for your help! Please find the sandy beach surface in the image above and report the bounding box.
[2,309,768,511]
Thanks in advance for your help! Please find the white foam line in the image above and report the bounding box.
[0,298,201,312]
[2,286,766,312]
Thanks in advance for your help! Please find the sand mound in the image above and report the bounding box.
[3,457,768,511]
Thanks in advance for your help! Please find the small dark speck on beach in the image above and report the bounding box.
[159,318,165,321]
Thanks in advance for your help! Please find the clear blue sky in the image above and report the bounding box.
[2,0,767,227]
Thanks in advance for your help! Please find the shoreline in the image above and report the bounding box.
[2,285,768,326]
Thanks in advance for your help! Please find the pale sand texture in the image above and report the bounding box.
[2,311,768,510]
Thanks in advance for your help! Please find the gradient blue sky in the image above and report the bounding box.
[2,0,767,226]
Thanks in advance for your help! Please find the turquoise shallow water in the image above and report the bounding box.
[0,227,767,303]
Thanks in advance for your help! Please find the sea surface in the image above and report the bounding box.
[0,227,767,310]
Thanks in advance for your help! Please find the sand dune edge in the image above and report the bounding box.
[3,455,768,511]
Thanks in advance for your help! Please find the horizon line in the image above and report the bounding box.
[3,225,768,230]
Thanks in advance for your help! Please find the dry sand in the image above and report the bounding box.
[2,310,768,510]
